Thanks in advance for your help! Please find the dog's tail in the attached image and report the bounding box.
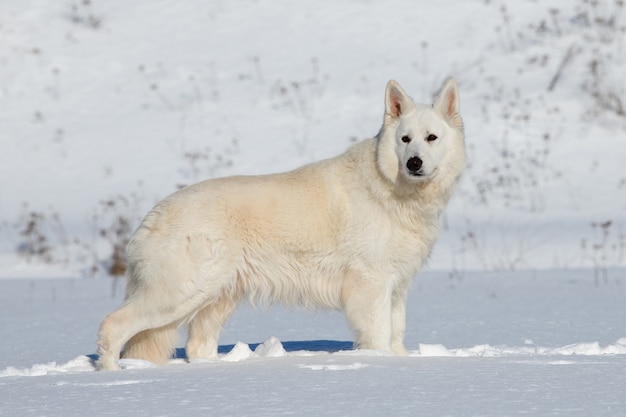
[121,323,178,365]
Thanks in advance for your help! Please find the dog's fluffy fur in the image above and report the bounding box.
[97,79,465,370]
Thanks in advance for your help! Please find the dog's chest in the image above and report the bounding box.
[343,205,438,269]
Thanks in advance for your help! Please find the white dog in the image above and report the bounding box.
[97,78,465,370]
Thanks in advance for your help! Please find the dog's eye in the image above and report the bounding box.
[426,134,438,142]
[401,135,411,143]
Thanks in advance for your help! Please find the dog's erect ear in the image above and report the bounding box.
[385,80,414,120]
[433,78,462,129]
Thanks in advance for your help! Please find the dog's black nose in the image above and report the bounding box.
[406,156,423,174]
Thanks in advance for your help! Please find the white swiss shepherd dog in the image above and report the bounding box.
[97,78,466,370]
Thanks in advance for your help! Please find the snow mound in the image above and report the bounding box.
[413,338,626,358]
[0,355,94,377]
[221,337,290,361]
[253,336,287,357]
[221,341,254,362]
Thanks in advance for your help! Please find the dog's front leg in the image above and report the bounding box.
[390,285,409,355]
[341,270,393,352]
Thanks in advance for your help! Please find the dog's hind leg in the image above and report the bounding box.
[185,292,240,360]
[97,296,209,370]
[96,288,218,370]
[122,322,179,365]
[96,302,143,371]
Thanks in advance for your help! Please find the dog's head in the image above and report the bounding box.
[377,79,464,186]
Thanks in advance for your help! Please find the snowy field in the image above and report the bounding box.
[1,269,626,416]
[1,0,626,415]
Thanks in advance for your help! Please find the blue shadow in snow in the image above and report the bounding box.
[86,340,354,362]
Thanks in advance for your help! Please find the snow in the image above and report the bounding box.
[1,0,626,415]
[1,0,625,275]
[1,270,626,416]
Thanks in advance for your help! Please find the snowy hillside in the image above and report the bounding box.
[1,0,625,277]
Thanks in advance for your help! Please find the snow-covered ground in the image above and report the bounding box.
[1,269,625,416]
[1,0,626,415]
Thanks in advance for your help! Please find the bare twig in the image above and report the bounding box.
[548,44,577,91]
